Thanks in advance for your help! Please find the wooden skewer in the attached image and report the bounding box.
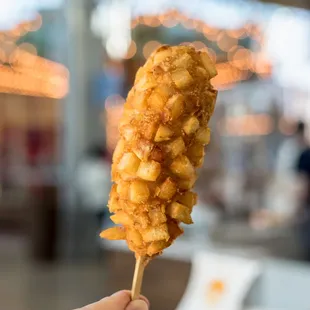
[131,256,146,300]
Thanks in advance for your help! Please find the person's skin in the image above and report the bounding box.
[74,290,149,310]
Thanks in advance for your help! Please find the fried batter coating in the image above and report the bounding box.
[100,45,218,258]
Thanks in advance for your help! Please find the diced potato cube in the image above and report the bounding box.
[108,194,120,213]
[175,191,197,211]
[195,157,204,167]
[122,200,137,213]
[166,137,185,158]
[171,69,194,89]
[132,91,149,110]
[120,172,136,181]
[135,73,157,91]
[164,94,184,121]
[149,208,167,226]
[183,116,200,135]
[148,90,165,111]
[142,224,169,242]
[129,180,150,203]
[113,139,125,163]
[100,227,126,240]
[168,220,184,239]
[187,143,204,159]
[108,183,117,200]
[167,202,193,224]
[116,181,130,199]
[156,84,173,101]
[179,174,197,190]
[156,177,177,200]
[154,125,173,142]
[153,49,172,65]
[200,52,217,78]
[121,124,136,141]
[170,155,195,179]
[187,143,205,167]
[137,160,161,181]
[196,127,211,144]
[119,109,135,128]
[147,240,168,256]
[110,211,133,226]
[136,212,150,229]
[132,139,153,161]
[173,53,192,68]
[118,152,140,176]
[196,66,208,77]
[127,228,143,247]
[142,121,158,140]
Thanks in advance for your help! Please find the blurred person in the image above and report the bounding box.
[296,127,310,261]
[276,121,307,175]
[76,145,111,230]
[264,122,307,219]
[75,291,149,310]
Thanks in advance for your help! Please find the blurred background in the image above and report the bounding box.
[1,0,310,309]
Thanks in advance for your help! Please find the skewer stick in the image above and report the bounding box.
[131,256,146,300]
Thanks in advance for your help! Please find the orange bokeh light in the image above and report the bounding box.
[191,41,206,50]
[226,27,247,39]
[181,19,196,30]
[217,32,238,52]
[230,48,253,70]
[143,41,161,59]
[124,40,137,59]
[142,16,154,27]
[30,14,42,32]
[18,43,37,55]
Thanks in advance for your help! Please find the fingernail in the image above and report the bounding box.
[126,300,149,310]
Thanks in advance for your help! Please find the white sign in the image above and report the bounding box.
[177,252,260,310]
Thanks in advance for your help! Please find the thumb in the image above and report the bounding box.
[126,299,149,310]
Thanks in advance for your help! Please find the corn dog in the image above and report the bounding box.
[100,45,217,259]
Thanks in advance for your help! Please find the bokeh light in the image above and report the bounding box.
[149,17,161,27]
[143,40,161,59]
[217,32,238,52]
[123,40,137,59]
[181,19,196,30]
[230,47,253,70]
[204,28,221,41]
[191,41,206,50]
[18,43,37,56]
[180,42,191,46]
[142,16,154,27]
[30,14,42,32]
[226,27,247,39]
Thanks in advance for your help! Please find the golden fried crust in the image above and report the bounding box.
[101,45,217,258]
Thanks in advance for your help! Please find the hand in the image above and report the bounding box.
[74,290,149,310]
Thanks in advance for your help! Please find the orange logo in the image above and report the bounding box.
[206,279,225,305]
